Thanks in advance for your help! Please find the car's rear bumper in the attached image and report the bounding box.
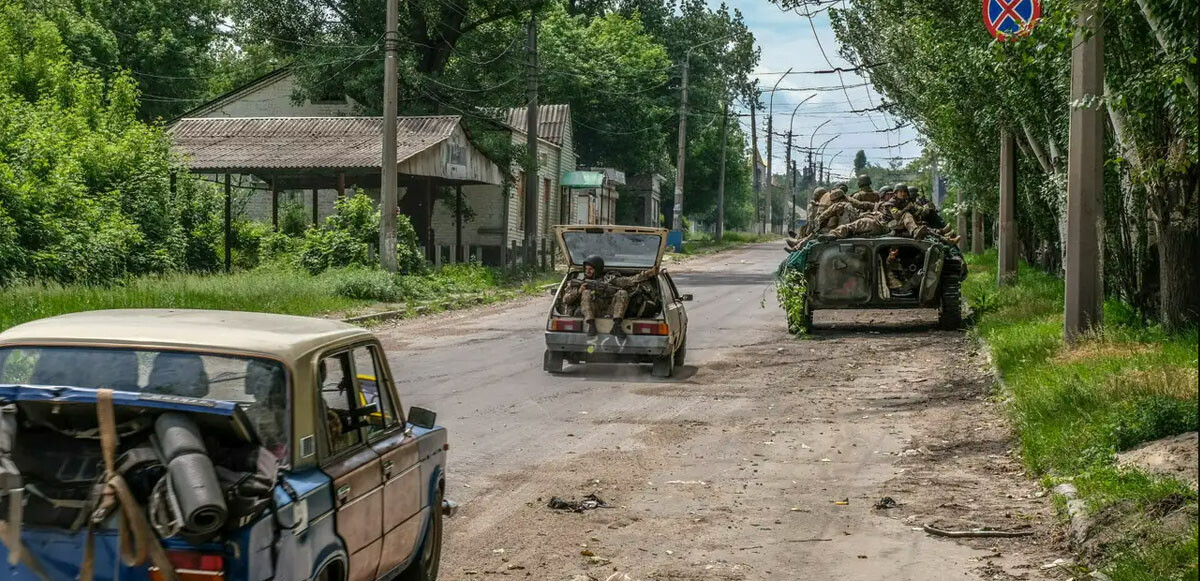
[545,332,671,357]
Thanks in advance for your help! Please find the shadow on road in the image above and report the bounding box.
[556,363,700,383]
[671,272,777,287]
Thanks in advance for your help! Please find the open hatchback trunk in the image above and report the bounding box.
[555,225,668,271]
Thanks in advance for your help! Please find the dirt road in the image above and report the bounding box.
[376,244,1067,580]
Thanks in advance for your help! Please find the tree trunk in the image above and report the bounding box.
[1154,216,1200,329]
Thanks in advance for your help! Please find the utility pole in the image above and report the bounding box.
[716,98,728,242]
[790,160,798,230]
[998,130,1018,285]
[672,56,689,233]
[784,130,793,231]
[817,161,823,187]
[524,13,540,266]
[764,69,792,235]
[378,0,399,271]
[750,100,760,232]
[1065,0,1105,340]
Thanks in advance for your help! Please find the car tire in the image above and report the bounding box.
[543,349,564,373]
[673,338,687,367]
[652,351,674,378]
[938,278,963,330]
[399,488,443,581]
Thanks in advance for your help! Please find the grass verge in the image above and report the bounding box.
[964,250,1197,580]
[0,263,560,332]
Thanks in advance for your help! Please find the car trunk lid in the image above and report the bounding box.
[555,225,668,270]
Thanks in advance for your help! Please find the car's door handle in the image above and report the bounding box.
[336,484,351,505]
[382,460,395,478]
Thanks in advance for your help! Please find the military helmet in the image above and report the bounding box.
[857,175,872,187]
[814,186,828,196]
[583,255,605,276]
[880,185,894,194]
[894,182,909,193]
[835,182,849,192]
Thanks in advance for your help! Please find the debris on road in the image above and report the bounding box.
[874,496,899,510]
[923,524,1034,538]
[549,494,612,512]
[833,498,850,506]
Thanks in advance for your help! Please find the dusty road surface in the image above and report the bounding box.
[376,244,1068,581]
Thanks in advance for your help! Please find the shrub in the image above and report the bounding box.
[326,193,380,244]
[260,231,301,263]
[279,202,309,237]
[231,220,271,270]
[298,228,367,275]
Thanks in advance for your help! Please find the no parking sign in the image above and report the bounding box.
[983,0,1041,40]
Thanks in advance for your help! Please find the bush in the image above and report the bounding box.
[231,220,271,270]
[279,202,309,237]
[260,231,301,263]
[298,229,368,275]
[393,213,424,274]
[327,193,379,244]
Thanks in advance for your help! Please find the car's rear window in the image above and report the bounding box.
[561,231,662,268]
[0,346,289,456]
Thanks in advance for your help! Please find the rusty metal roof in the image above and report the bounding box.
[504,104,571,146]
[169,116,465,171]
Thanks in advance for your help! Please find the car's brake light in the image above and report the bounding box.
[149,551,225,581]
[549,318,582,332]
[632,322,669,335]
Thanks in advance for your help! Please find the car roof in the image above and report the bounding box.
[0,309,371,361]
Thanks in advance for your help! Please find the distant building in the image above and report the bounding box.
[620,174,664,227]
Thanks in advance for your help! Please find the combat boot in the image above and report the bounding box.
[938,225,953,235]
[586,320,598,337]
[611,318,627,338]
[946,235,961,245]
[911,225,929,240]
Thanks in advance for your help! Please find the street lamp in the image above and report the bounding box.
[671,33,736,248]
[786,94,815,231]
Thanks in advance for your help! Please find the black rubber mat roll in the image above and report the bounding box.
[154,413,227,535]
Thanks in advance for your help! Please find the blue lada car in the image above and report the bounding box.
[0,309,453,581]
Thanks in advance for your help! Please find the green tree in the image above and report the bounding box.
[853,150,867,177]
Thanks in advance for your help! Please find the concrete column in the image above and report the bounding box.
[998,130,1018,285]
[1065,0,1106,340]
[972,209,985,255]
[957,207,968,253]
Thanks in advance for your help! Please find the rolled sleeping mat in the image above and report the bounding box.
[154,413,227,535]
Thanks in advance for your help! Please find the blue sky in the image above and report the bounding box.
[712,0,921,181]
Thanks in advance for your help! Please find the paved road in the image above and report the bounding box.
[374,244,1058,580]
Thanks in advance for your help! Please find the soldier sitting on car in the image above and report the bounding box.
[561,255,659,338]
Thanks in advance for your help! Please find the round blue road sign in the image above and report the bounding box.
[983,0,1041,40]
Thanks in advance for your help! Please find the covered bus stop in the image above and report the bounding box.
[169,116,506,270]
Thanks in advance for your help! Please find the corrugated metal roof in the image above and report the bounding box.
[505,104,570,146]
[169,116,464,171]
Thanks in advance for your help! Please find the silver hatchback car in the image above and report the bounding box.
[544,226,691,377]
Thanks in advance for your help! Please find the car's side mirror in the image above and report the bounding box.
[680,294,693,302]
[408,406,437,429]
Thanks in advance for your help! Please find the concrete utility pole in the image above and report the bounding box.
[790,160,798,230]
[764,68,792,234]
[524,13,540,265]
[1065,0,1105,340]
[378,0,399,271]
[750,98,760,231]
[957,202,969,253]
[716,99,728,242]
[998,130,1018,285]
[672,55,689,232]
[673,35,734,235]
[784,130,793,228]
[972,209,985,254]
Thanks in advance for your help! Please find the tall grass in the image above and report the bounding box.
[964,251,1198,579]
[1,263,560,332]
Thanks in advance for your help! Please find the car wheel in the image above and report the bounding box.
[651,352,674,378]
[673,338,687,367]
[543,349,564,373]
[399,489,443,581]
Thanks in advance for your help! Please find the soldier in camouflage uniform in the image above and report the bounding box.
[818,183,926,241]
[852,175,879,203]
[561,255,659,338]
[908,186,960,243]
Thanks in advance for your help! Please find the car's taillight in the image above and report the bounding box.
[149,551,225,581]
[632,322,669,335]
[549,318,582,332]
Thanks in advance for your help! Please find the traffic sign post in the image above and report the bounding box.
[983,0,1041,40]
